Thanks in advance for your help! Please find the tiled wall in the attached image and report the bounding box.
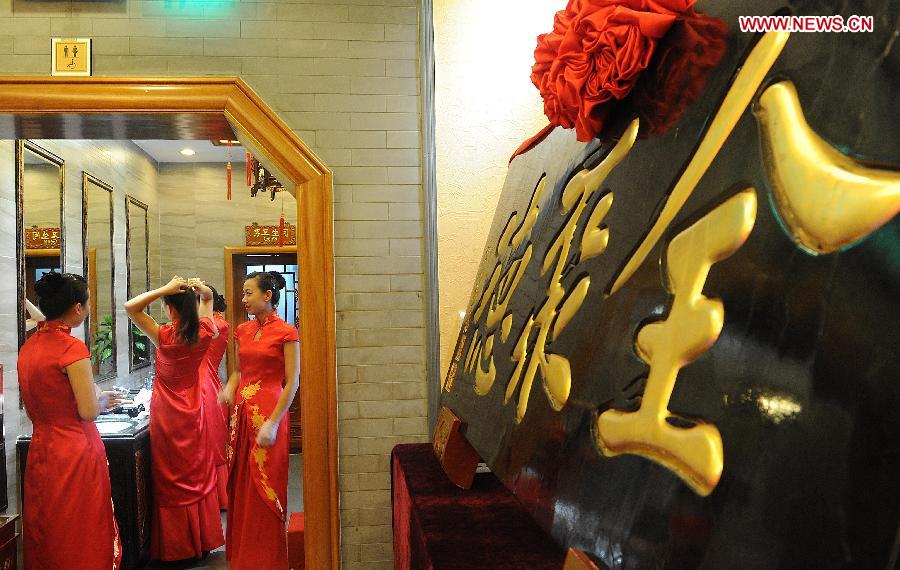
[0,1,427,566]
[0,138,161,509]
[157,162,298,289]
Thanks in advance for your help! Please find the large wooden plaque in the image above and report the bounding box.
[441,1,899,567]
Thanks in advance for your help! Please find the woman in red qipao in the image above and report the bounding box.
[222,271,299,569]
[201,285,231,508]
[125,276,224,561]
[18,272,123,569]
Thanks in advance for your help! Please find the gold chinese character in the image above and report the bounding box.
[595,189,757,496]
[504,119,637,422]
[755,80,900,254]
[609,31,788,295]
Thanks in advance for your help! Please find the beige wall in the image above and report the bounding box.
[0,1,426,567]
[433,0,557,379]
[157,162,298,289]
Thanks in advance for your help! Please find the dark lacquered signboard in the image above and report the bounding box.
[441,1,899,567]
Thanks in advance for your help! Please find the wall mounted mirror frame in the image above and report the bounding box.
[82,172,116,382]
[16,140,65,351]
[125,195,151,372]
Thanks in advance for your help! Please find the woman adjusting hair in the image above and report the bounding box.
[125,276,224,562]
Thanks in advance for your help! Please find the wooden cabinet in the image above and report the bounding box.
[0,515,18,570]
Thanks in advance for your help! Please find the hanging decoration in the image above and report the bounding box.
[249,155,285,200]
[226,140,233,200]
[278,189,286,247]
[246,151,252,187]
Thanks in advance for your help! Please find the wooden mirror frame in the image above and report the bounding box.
[15,140,65,351]
[82,172,116,382]
[0,77,339,569]
[125,195,151,373]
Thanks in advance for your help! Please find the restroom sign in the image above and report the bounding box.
[51,38,91,76]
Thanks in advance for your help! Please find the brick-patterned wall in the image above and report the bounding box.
[0,2,427,568]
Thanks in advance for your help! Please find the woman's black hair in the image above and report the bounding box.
[34,272,89,320]
[163,291,200,345]
[208,285,227,313]
[246,271,286,307]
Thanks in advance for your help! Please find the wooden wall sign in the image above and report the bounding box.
[24,226,60,249]
[245,222,296,247]
[440,2,900,567]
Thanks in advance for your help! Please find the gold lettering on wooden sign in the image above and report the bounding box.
[505,119,637,422]
[609,31,789,296]
[755,80,900,254]
[463,175,547,396]
[25,226,61,249]
[596,189,758,496]
[245,222,296,246]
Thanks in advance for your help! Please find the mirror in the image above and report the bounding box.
[16,140,65,349]
[126,196,151,371]
[83,173,116,381]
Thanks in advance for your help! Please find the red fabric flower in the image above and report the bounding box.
[632,11,728,135]
[531,0,696,142]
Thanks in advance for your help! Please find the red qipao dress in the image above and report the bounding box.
[150,318,224,560]
[226,313,298,569]
[200,312,230,508]
[17,320,122,569]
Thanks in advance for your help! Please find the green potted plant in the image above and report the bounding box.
[91,315,114,367]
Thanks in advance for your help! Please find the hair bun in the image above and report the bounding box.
[34,271,65,299]
[268,271,287,291]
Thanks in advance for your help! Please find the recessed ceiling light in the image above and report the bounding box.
[180,148,196,156]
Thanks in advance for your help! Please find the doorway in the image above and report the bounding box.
[0,77,339,569]
[225,246,302,452]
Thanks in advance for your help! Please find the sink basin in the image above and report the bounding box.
[96,421,132,435]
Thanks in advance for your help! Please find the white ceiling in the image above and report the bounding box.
[132,139,244,164]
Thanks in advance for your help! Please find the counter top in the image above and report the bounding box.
[17,414,150,440]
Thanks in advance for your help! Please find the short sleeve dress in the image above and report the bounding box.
[17,320,122,569]
[226,313,299,569]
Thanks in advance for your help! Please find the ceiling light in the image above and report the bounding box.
[180,148,196,156]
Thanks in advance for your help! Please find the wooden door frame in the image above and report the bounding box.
[0,77,339,569]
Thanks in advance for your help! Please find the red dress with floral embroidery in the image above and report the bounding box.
[200,311,230,508]
[227,313,298,569]
[17,320,122,569]
[151,318,224,560]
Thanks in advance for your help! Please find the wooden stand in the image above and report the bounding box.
[432,407,480,490]
[0,514,18,570]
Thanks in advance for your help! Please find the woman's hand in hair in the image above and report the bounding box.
[162,276,189,295]
[188,278,213,301]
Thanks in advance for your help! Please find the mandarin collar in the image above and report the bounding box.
[255,312,279,329]
[37,320,72,334]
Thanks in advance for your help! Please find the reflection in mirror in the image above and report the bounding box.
[16,140,65,350]
[83,173,116,381]
[126,196,151,371]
